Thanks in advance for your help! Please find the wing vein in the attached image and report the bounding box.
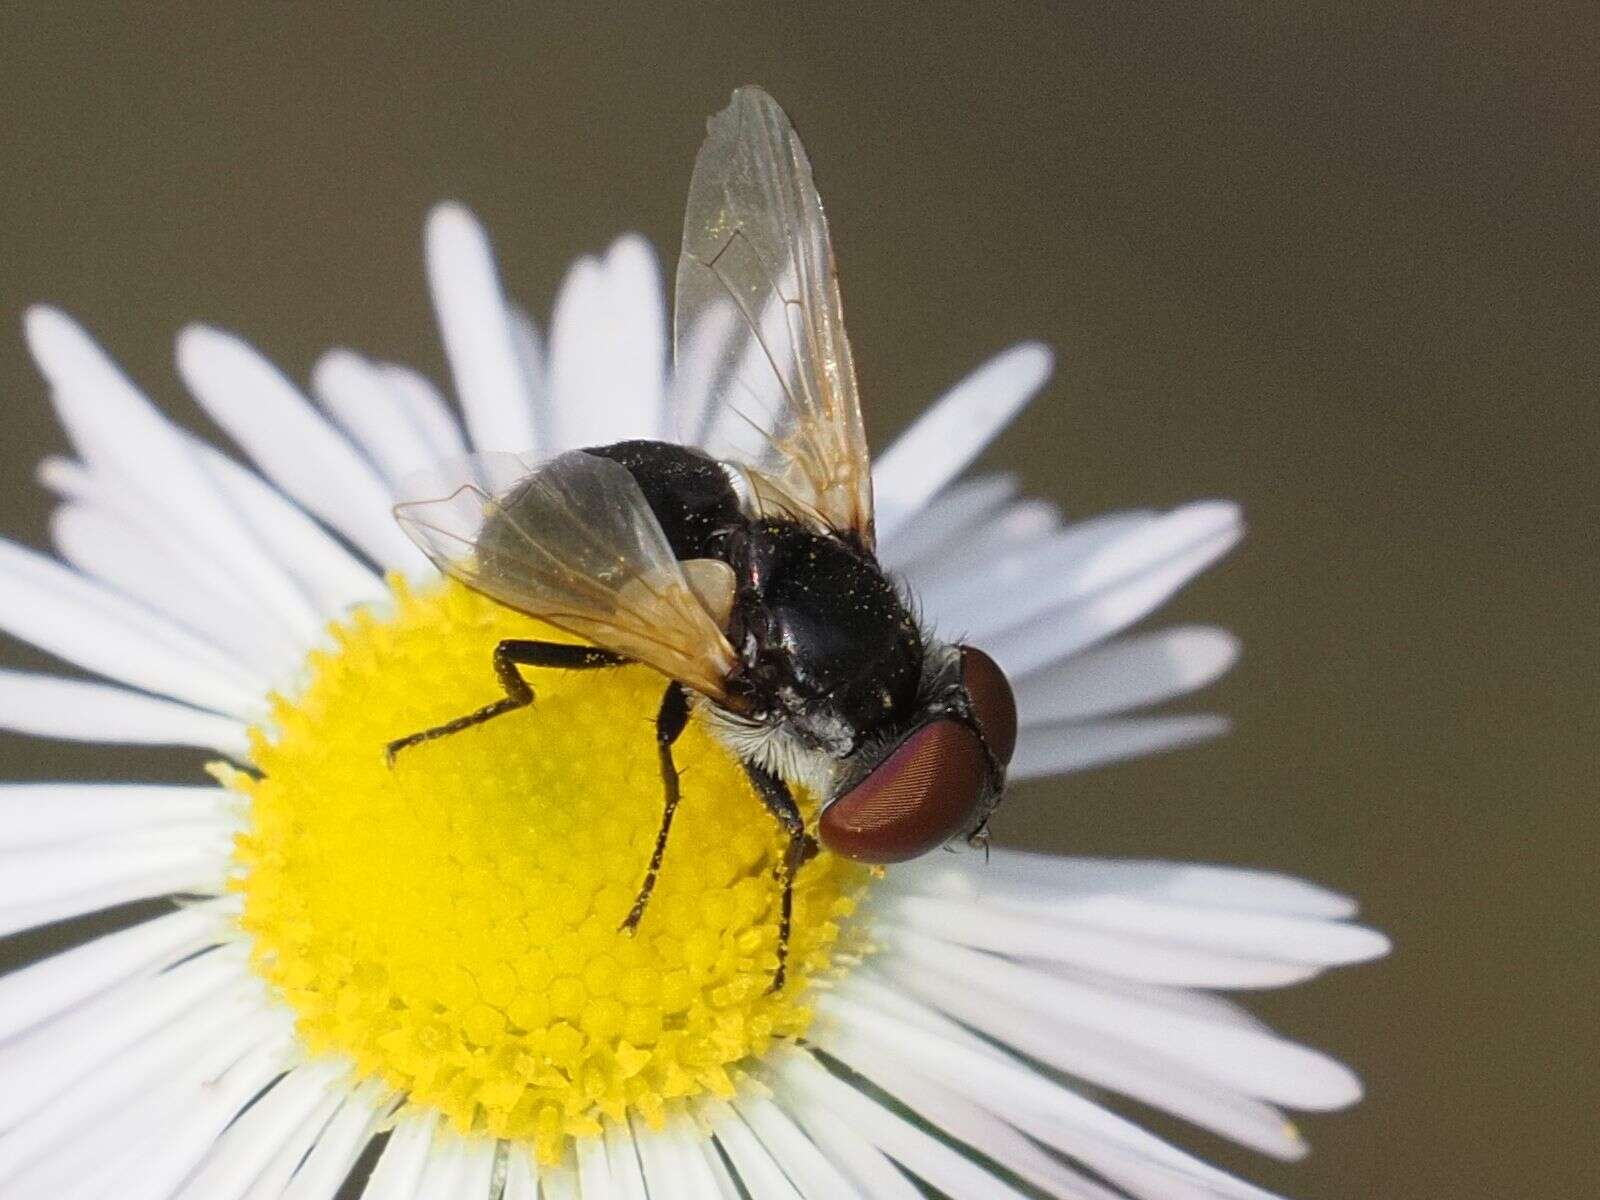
[673,86,876,548]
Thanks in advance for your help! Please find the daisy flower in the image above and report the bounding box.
[0,191,1386,1200]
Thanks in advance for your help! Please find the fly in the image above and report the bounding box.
[387,87,1018,991]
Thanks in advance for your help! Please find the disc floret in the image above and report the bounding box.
[227,579,869,1162]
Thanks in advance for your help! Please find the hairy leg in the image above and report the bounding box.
[744,763,819,993]
[619,682,691,933]
[385,639,627,763]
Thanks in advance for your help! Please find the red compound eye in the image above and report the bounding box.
[959,644,1016,765]
[819,720,988,863]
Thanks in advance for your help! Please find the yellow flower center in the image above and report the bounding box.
[225,578,870,1162]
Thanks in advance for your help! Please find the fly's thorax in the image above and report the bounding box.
[725,519,924,749]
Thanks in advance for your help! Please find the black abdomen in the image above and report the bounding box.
[584,440,744,561]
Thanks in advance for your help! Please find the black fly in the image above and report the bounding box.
[387,89,1017,991]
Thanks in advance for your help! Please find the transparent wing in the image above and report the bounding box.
[394,450,738,701]
[674,85,876,548]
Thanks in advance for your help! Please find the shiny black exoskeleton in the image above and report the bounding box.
[587,440,924,755]
[387,438,932,993]
[583,440,739,561]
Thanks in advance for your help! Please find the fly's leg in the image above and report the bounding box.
[619,682,690,934]
[385,639,627,764]
[744,764,820,993]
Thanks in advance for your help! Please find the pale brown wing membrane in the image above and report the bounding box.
[394,451,738,702]
[675,86,876,548]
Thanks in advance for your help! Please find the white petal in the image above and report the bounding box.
[1107,1160,1283,1200]
[873,343,1054,543]
[426,203,537,455]
[1015,626,1239,726]
[773,1049,1033,1200]
[689,286,804,468]
[890,937,1363,1109]
[176,324,425,573]
[603,1120,648,1200]
[501,1144,540,1200]
[540,1160,579,1200]
[835,971,1018,1067]
[42,455,326,652]
[115,1033,296,1200]
[281,1085,386,1200]
[708,1100,803,1200]
[907,509,1138,629]
[193,441,391,622]
[506,309,550,448]
[999,1101,1283,1200]
[173,1059,347,1200]
[1045,968,1272,1034]
[875,474,1018,573]
[0,838,230,909]
[998,533,1242,678]
[669,286,742,450]
[935,888,1389,967]
[34,454,93,500]
[1011,714,1230,779]
[778,1102,923,1200]
[0,980,277,1187]
[24,307,327,643]
[797,1041,1123,1200]
[454,1136,498,1199]
[670,1114,736,1200]
[409,1125,465,1199]
[0,537,266,716]
[629,1117,689,1200]
[871,895,1322,988]
[977,502,1243,669]
[315,350,453,490]
[378,363,470,463]
[547,235,668,448]
[0,876,232,947]
[361,1111,437,1200]
[730,1094,864,1200]
[413,1134,489,1200]
[240,1086,347,1200]
[1069,502,1241,596]
[9,824,228,856]
[604,238,668,427]
[0,670,249,757]
[50,502,299,681]
[0,901,227,1041]
[574,1130,613,1198]
[632,1112,724,1200]
[879,943,1311,1151]
[893,484,1069,595]
[817,998,1282,1200]
[0,847,230,939]
[0,943,245,1127]
[698,1131,746,1200]
[0,783,233,850]
[894,849,1361,918]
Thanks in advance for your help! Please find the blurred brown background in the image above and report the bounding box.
[0,4,1594,1197]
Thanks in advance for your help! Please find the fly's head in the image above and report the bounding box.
[817,642,1017,863]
